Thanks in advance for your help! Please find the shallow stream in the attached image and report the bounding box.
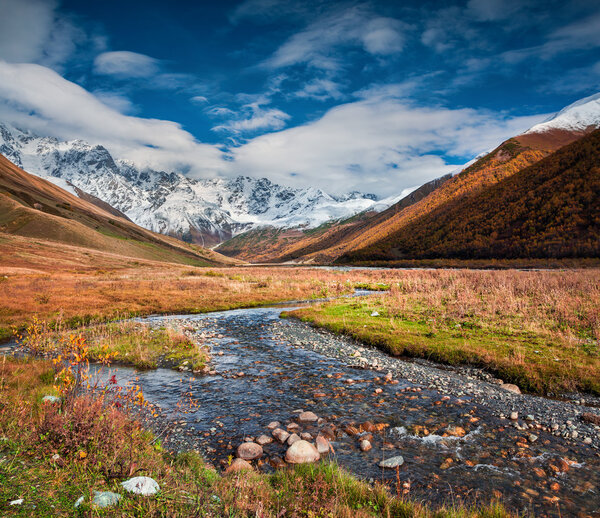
[96,296,600,517]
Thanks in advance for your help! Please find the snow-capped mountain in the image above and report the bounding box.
[525,92,600,135]
[0,123,383,246]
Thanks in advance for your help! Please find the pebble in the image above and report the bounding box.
[379,456,404,468]
[287,433,301,446]
[256,435,273,446]
[267,421,280,430]
[360,439,372,452]
[510,412,519,420]
[272,428,290,443]
[298,411,318,423]
[315,435,331,454]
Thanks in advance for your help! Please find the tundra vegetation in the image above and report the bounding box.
[2,257,597,516]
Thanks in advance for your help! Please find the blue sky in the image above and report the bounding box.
[0,0,599,196]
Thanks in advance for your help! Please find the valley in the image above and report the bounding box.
[0,31,599,518]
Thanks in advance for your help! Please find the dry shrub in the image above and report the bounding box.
[38,395,155,479]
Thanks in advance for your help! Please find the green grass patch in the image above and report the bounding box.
[289,298,600,395]
[84,322,209,371]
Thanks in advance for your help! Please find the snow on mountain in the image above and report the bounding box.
[0,123,384,245]
[525,92,600,134]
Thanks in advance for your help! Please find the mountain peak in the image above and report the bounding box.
[525,92,600,135]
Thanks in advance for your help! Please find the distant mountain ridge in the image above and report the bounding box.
[215,91,600,264]
[0,123,387,246]
[0,153,233,266]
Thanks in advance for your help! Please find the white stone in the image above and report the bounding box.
[121,476,160,496]
[379,456,404,468]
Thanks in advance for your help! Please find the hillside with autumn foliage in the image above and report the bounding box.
[339,129,600,262]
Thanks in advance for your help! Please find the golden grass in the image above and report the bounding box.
[290,268,600,394]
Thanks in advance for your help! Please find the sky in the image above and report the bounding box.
[0,0,599,197]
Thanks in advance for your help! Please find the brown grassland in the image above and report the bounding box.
[0,237,596,516]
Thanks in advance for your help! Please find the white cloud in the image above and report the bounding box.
[0,61,224,175]
[0,0,85,69]
[213,102,290,133]
[226,92,546,196]
[94,50,160,78]
[264,6,407,70]
[294,78,345,101]
[191,95,208,104]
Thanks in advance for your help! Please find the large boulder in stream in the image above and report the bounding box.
[285,440,320,464]
[237,442,263,460]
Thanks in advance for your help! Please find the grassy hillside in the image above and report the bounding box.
[341,129,600,262]
[0,154,236,267]
[254,126,592,265]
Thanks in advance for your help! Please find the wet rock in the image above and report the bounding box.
[256,435,273,446]
[272,428,290,443]
[501,384,521,394]
[286,422,300,431]
[360,440,372,452]
[510,412,519,420]
[298,411,318,423]
[285,440,320,464]
[267,421,280,430]
[379,456,404,468]
[315,435,331,454]
[237,442,263,460]
[445,426,466,438]
[300,432,313,441]
[122,476,160,496]
[287,433,301,446]
[226,458,253,473]
[439,458,454,470]
[528,434,538,443]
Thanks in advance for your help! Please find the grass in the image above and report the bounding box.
[288,269,600,395]
[82,322,209,371]
[0,357,512,517]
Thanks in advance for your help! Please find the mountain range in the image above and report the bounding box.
[0,123,392,247]
[216,92,600,263]
[1,92,599,265]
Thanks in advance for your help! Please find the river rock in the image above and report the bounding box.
[379,456,404,468]
[298,411,319,423]
[300,432,313,440]
[501,383,521,394]
[272,428,290,443]
[360,439,372,452]
[256,435,273,446]
[226,458,253,473]
[285,440,320,464]
[445,426,466,437]
[237,442,263,460]
[287,433,301,446]
[315,435,331,454]
[267,421,280,430]
[122,476,160,496]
